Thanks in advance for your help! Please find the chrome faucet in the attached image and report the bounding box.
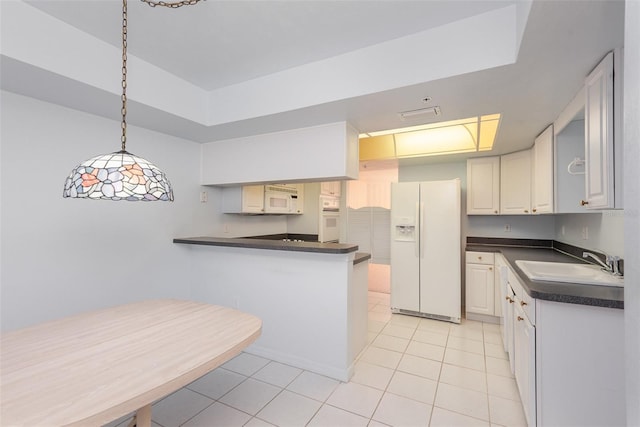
[582,251,623,276]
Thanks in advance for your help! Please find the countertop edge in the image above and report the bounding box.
[174,237,359,255]
[353,252,372,265]
[466,244,624,309]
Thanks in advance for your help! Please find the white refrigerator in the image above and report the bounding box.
[390,179,461,323]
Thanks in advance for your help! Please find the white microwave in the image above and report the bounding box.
[264,185,301,214]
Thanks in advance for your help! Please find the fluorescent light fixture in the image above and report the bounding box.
[359,114,501,161]
[398,106,441,120]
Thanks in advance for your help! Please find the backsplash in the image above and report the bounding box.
[554,211,624,256]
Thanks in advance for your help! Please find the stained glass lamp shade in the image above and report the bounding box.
[63,150,174,201]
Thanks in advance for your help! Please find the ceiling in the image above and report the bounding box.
[2,0,625,164]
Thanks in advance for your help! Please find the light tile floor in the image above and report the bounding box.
[105,292,526,427]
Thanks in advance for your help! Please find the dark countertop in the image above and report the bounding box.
[354,252,372,265]
[466,244,624,309]
[174,236,359,255]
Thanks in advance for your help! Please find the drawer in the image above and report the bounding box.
[466,251,495,265]
[519,288,536,325]
[508,268,536,325]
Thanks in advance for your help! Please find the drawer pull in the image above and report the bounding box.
[517,316,524,321]
[489,267,493,271]
[580,200,589,206]
[505,297,514,303]
[478,256,482,260]
[520,301,528,306]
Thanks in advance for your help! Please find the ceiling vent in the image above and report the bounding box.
[398,106,441,121]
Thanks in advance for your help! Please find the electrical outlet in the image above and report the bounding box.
[200,191,208,203]
[582,226,589,240]
[504,224,511,232]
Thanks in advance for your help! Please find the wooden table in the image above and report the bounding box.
[0,299,262,426]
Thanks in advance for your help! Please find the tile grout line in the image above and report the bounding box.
[425,321,450,427]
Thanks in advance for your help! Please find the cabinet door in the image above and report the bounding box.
[532,125,554,214]
[467,157,500,215]
[321,181,341,196]
[584,52,614,209]
[514,303,536,427]
[494,262,503,318]
[242,185,265,213]
[500,150,532,215]
[506,285,515,373]
[331,181,342,197]
[465,263,495,315]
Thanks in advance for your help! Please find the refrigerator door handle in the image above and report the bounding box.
[419,202,425,258]
[415,202,420,258]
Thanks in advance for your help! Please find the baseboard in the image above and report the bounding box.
[465,312,501,324]
[244,344,354,382]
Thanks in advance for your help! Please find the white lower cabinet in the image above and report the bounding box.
[535,300,625,426]
[514,300,536,427]
[500,259,625,427]
[465,252,498,319]
[508,271,536,427]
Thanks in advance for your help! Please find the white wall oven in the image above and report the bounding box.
[319,195,341,242]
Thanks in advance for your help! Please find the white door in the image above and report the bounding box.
[514,303,536,427]
[242,185,265,213]
[467,157,500,215]
[500,150,532,215]
[390,182,420,312]
[465,263,495,315]
[419,180,461,321]
[584,51,615,209]
[532,125,554,213]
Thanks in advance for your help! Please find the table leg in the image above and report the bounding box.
[127,404,152,427]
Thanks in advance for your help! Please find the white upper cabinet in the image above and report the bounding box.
[554,86,588,214]
[532,125,554,214]
[467,157,500,215]
[222,185,265,214]
[500,150,532,215]
[202,122,359,186]
[584,50,623,209]
[320,181,341,197]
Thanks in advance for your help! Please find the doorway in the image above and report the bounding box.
[346,160,398,294]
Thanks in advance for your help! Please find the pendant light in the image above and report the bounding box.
[63,0,204,201]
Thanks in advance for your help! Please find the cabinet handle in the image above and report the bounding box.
[494,210,498,214]
[489,267,493,271]
[478,256,482,260]
[517,316,524,321]
[524,209,529,213]
[520,301,528,306]
[505,296,514,303]
[532,208,537,213]
[580,200,589,206]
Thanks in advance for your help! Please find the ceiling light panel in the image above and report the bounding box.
[358,114,500,161]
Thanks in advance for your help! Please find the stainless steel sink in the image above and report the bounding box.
[515,260,624,287]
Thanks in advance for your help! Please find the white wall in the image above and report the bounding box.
[554,211,624,256]
[0,92,215,331]
[286,183,320,235]
[623,0,640,423]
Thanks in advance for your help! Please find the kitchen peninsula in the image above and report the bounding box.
[173,235,370,381]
